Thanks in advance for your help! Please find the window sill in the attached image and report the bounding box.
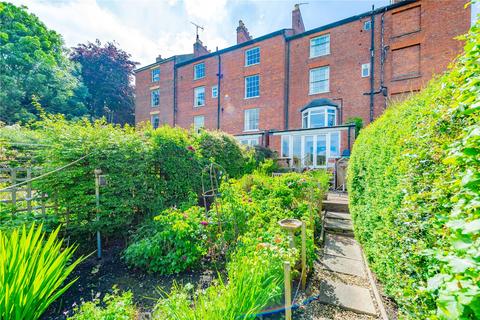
[308,91,330,96]
[151,105,160,108]
[245,62,260,67]
[243,129,260,133]
[193,105,205,108]
[244,96,260,100]
[309,53,330,59]
[193,77,205,81]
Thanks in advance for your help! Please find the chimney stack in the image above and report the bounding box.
[156,54,162,62]
[292,4,305,35]
[193,37,210,58]
[236,20,252,44]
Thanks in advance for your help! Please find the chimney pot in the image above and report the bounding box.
[292,4,305,35]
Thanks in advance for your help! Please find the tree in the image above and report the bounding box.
[0,2,88,124]
[71,40,138,125]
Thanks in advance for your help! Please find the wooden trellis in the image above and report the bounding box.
[0,167,53,215]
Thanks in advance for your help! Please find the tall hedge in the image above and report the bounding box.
[0,118,255,239]
[348,22,479,319]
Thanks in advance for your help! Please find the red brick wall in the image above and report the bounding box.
[135,59,175,126]
[135,0,470,153]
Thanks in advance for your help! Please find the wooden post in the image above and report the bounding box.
[26,168,32,214]
[10,168,16,215]
[301,221,307,290]
[284,261,292,320]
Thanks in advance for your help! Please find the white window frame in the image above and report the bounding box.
[239,137,259,147]
[245,47,260,66]
[151,89,160,107]
[193,115,205,132]
[361,63,370,78]
[310,34,330,58]
[211,85,218,98]
[151,69,160,82]
[194,86,205,107]
[363,20,372,31]
[302,106,337,129]
[309,66,330,94]
[194,62,205,80]
[244,108,259,132]
[279,131,341,168]
[245,74,260,99]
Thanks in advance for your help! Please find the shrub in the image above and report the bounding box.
[123,206,209,274]
[153,170,330,318]
[67,288,137,320]
[0,224,85,320]
[193,129,253,178]
[347,21,479,319]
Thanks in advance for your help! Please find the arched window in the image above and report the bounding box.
[302,106,337,129]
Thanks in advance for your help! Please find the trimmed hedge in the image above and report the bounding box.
[348,22,479,319]
[0,118,256,238]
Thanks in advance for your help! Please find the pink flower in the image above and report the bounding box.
[187,145,196,152]
[200,220,208,226]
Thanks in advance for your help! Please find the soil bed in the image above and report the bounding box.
[42,240,224,319]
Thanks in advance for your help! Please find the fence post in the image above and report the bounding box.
[284,261,292,320]
[26,168,32,214]
[10,168,16,215]
[301,221,307,290]
[94,169,102,259]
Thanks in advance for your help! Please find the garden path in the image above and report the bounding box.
[296,193,390,320]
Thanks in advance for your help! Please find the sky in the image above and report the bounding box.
[12,0,393,68]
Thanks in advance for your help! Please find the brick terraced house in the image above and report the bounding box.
[135,0,472,169]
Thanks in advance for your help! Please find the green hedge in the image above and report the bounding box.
[348,22,479,319]
[0,118,256,238]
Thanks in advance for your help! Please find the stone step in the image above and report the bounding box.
[326,211,351,220]
[320,254,365,278]
[317,279,377,316]
[324,218,353,234]
[323,200,349,213]
[325,233,363,261]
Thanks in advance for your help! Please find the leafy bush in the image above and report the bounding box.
[67,288,137,320]
[153,170,330,318]
[123,206,209,274]
[347,21,479,319]
[0,224,85,320]
[0,117,255,239]
[193,129,253,178]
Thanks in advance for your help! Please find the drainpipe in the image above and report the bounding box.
[369,5,375,123]
[173,56,177,126]
[216,48,222,130]
[284,36,290,130]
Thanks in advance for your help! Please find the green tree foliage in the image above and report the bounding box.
[0,2,87,124]
[70,40,137,124]
[0,224,85,320]
[347,20,479,319]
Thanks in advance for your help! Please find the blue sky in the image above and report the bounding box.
[13,0,391,67]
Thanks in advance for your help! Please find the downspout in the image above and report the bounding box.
[369,5,375,123]
[380,8,388,110]
[284,34,290,130]
[173,56,177,126]
[216,48,222,130]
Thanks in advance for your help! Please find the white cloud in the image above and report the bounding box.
[10,0,390,68]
